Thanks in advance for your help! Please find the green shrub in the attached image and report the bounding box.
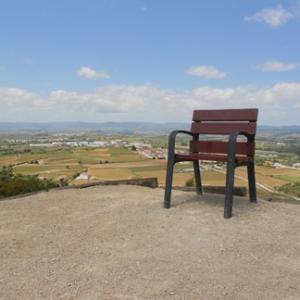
[185,178,194,187]
[71,172,81,179]
[0,166,59,198]
[0,165,14,181]
[276,182,300,197]
[59,178,69,187]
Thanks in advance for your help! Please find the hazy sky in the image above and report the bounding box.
[0,0,300,124]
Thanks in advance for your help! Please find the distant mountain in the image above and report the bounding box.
[259,125,300,134]
[258,125,300,141]
[0,122,300,139]
[0,122,189,134]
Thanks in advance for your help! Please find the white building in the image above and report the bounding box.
[75,173,90,180]
[273,162,285,168]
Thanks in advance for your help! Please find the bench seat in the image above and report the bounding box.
[175,153,250,163]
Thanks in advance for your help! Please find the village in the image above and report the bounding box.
[26,138,300,168]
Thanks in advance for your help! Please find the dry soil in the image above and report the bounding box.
[0,186,299,300]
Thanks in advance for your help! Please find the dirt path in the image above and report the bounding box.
[0,186,299,299]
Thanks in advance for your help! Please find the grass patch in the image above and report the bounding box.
[272,174,300,183]
[276,182,300,197]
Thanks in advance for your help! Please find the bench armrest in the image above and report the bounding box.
[167,130,198,159]
[228,131,255,164]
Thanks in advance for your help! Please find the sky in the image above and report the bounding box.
[0,0,300,125]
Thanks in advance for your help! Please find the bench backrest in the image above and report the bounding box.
[190,108,258,157]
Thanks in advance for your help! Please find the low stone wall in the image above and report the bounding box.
[74,178,246,196]
[74,177,159,189]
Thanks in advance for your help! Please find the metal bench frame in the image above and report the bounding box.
[164,109,258,218]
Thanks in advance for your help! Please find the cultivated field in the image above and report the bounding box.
[1,147,300,199]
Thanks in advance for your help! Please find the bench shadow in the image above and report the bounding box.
[170,192,255,215]
[171,193,223,207]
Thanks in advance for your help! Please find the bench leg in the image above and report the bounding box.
[164,157,175,208]
[224,161,236,218]
[247,161,257,202]
[193,161,202,195]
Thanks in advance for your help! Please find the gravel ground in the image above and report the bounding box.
[0,186,299,300]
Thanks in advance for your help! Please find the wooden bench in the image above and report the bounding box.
[164,108,258,218]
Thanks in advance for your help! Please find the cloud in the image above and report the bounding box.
[77,66,110,79]
[0,87,45,107]
[186,65,226,79]
[1,82,300,124]
[257,61,298,72]
[244,5,294,28]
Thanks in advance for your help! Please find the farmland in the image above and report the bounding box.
[1,126,300,200]
[1,144,300,200]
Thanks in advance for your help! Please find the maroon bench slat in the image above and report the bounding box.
[191,122,256,135]
[190,140,254,156]
[193,109,258,122]
[175,153,250,163]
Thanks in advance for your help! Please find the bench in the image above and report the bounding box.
[164,108,258,218]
